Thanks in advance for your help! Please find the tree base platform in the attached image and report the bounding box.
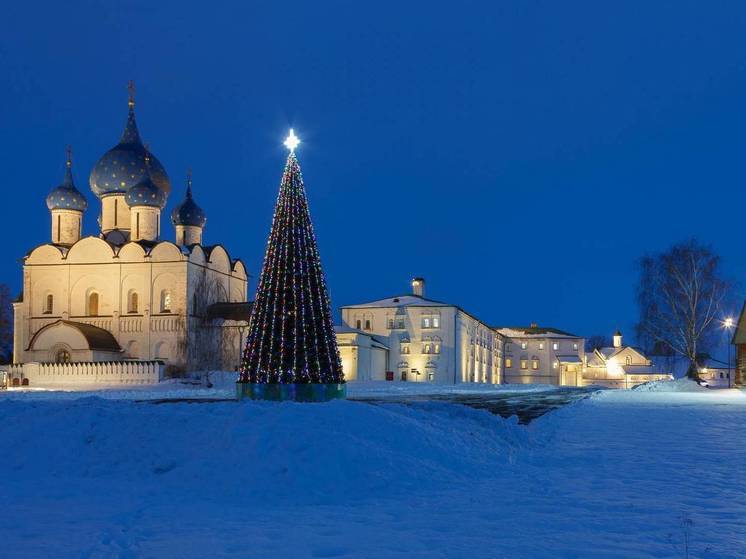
[236,382,347,402]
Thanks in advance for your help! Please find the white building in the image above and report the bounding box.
[11,88,248,386]
[584,331,672,388]
[339,278,503,384]
[334,326,389,382]
[497,324,585,385]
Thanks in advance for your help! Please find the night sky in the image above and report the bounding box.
[2,1,745,341]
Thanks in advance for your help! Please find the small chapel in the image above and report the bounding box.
[11,85,249,383]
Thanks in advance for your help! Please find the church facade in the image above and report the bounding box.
[12,88,248,378]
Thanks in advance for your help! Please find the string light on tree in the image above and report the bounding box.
[237,129,345,401]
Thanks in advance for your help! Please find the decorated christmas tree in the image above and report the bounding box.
[238,130,345,401]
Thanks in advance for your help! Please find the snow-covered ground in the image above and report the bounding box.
[0,375,564,402]
[1,380,745,558]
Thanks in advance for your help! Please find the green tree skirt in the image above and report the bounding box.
[236,382,347,402]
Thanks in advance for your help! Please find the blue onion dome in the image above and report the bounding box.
[88,83,171,198]
[46,147,88,212]
[125,176,167,208]
[171,170,207,227]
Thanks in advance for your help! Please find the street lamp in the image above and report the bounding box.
[723,317,735,388]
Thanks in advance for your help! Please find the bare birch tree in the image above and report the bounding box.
[177,270,228,383]
[635,239,732,378]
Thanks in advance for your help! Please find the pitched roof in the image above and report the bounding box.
[333,325,389,348]
[341,294,451,309]
[496,326,580,338]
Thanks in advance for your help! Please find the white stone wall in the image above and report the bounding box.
[50,209,82,246]
[502,335,585,385]
[100,194,131,233]
[176,225,203,246]
[341,304,500,384]
[130,206,161,241]
[337,331,389,382]
[16,238,248,370]
[10,361,163,388]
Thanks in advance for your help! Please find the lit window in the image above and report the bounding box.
[552,342,559,351]
[432,316,440,328]
[128,291,139,314]
[400,343,410,354]
[553,361,558,369]
[521,342,527,350]
[573,342,578,351]
[422,317,431,328]
[539,342,544,350]
[433,340,441,354]
[505,358,513,368]
[532,358,539,370]
[44,294,54,314]
[520,359,528,370]
[87,292,99,316]
[160,290,172,313]
[423,343,431,354]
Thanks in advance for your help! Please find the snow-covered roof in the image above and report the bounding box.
[586,352,605,367]
[342,295,451,309]
[497,326,580,339]
[557,355,582,363]
[334,325,389,348]
[597,347,622,359]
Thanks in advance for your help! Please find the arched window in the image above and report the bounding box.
[87,292,99,316]
[44,294,53,314]
[160,290,172,313]
[55,348,71,363]
[433,336,442,354]
[128,291,139,314]
[625,355,631,366]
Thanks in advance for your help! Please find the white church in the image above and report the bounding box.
[9,87,249,386]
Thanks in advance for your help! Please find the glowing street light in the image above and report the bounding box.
[284,129,300,152]
[723,317,735,388]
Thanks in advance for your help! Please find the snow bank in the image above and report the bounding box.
[2,386,746,557]
[0,397,524,506]
[632,377,707,392]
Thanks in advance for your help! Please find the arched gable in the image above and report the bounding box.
[117,242,148,263]
[231,259,247,280]
[26,244,66,265]
[188,245,207,265]
[150,241,184,262]
[207,245,230,274]
[65,237,116,264]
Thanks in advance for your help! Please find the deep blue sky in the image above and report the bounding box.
[2,1,746,340]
